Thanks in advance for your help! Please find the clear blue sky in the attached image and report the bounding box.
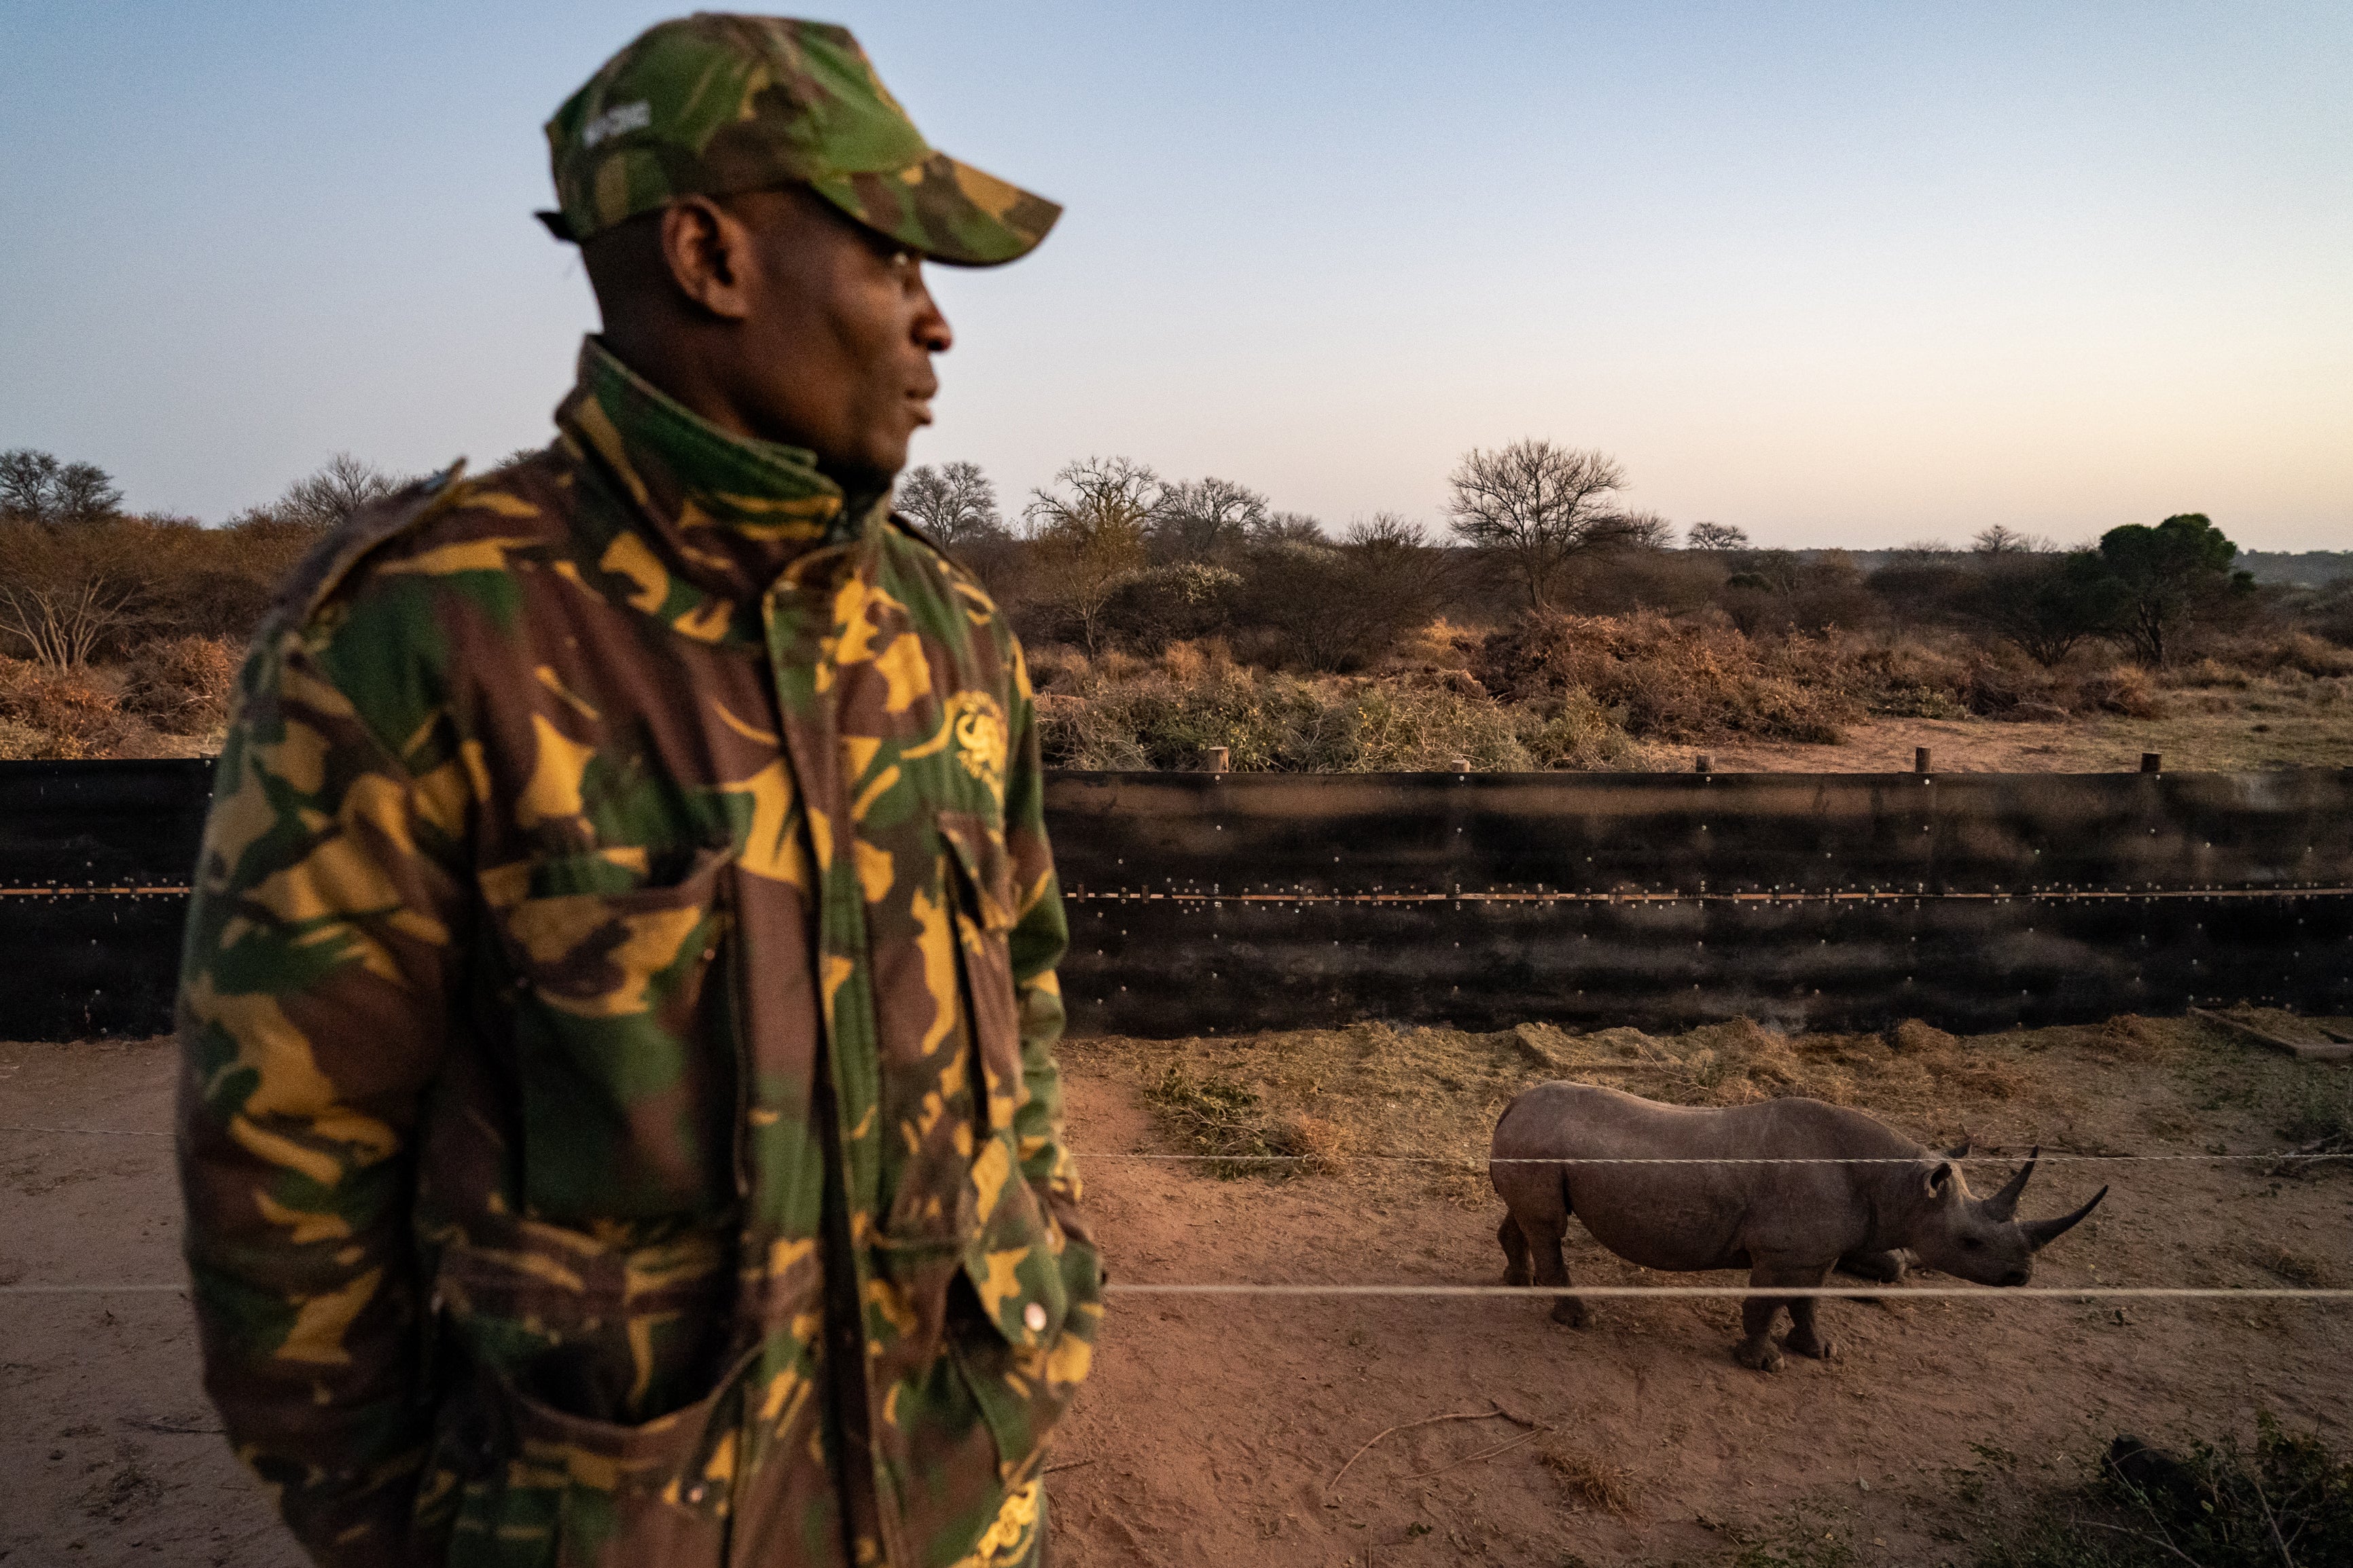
[3,1,2347,548]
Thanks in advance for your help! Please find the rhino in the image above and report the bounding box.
[1489,1082,2107,1371]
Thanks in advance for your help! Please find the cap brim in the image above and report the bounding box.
[808,151,1060,268]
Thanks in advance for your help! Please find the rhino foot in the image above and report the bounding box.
[1549,1299,1590,1329]
[1789,1330,1839,1362]
[1734,1338,1785,1372]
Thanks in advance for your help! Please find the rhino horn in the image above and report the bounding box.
[1983,1147,2040,1221]
[2022,1186,2108,1250]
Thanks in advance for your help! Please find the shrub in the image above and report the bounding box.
[2079,665,2163,718]
[1033,646,1639,772]
[1475,610,1858,744]
[0,656,133,759]
[118,635,236,735]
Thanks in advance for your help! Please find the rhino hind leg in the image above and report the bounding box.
[1513,1211,1589,1328]
[1498,1215,1532,1286]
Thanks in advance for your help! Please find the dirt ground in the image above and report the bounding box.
[3,1020,2348,1567]
[1665,693,2353,776]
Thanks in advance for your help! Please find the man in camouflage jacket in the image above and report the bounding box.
[175,17,1098,1567]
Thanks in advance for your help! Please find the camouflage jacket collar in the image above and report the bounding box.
[555,337,888,609]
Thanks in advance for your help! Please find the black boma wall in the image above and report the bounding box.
[3,760,2347,1042]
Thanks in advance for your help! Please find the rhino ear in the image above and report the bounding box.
[1924,1161,1958,1199]
[1942,1137,1974,1161]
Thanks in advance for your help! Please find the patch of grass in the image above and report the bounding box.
[1970,1419,2353,1568]
[2277,1074,2353,1150]
[1540,1442,1635,1515]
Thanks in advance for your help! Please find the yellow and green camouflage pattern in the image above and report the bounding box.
[542,14,1062,266]
[175,336,1098,1567]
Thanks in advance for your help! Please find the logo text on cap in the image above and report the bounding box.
[582,101,652,149]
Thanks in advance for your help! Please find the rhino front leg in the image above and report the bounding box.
[1784,1278,1839,1364]
[1735,1264,1833,1371]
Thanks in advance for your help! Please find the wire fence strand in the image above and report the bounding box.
[5,1281,2350,1301]
[6,1125,2345,1166]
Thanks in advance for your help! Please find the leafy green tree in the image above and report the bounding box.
[2095,513,2253,665]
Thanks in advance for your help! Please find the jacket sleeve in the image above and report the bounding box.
[176,619,471,1562]
[999,643,1085,1241]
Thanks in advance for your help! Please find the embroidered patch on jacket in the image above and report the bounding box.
[946,691,1007,795]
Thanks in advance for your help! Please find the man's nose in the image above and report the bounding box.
[912,278,952,353]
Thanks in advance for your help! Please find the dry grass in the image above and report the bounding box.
[0,657,133,759]
[1540,1442,1636,1514]
[117,634,234,736]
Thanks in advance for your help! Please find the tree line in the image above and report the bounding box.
[0,438,2299,680]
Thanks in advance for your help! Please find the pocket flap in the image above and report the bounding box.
[936,811,1017,933]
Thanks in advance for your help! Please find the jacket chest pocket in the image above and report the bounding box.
[934,811,1022,1130]
[487,844,739,1223]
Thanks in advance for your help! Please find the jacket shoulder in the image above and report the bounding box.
[884,513,1007,629]
[263,452,577,642]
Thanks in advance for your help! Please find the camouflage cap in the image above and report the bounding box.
[541,14,1060,266]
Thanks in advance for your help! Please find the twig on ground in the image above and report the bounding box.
[2068,1516,2207,1568]
[1327,1403,1511,1497]
[1043,1459,1096,1476]
[1405,1424,1550,1480]
[2267,1133,2352,1179]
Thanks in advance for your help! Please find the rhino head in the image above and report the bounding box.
[1906,1148,2108,1286]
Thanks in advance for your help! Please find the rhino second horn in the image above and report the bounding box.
[1983,1147,2041,1221]
[2021,1186,2108,1250]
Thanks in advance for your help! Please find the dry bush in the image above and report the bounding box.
[0,655,134,759]
[2079,663,2164,718]
[1541,1443,1635,1515]
[1035,644,1640,772]
[118,634,236,735]
[1473,610,1859,744]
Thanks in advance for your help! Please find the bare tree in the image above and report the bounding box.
[1615,509,1676,550]
[897,460,1006,547]
[0,521,145,666]
[1972,524,2056,555]
[0,450,123,524]
[1149,477,1266,560]
[1240,513,1452,671]
[1445,441,1640,608]
[1023,457,1157,655]
[1249,510,1325,545]
[274,453,413,530]
[1685,520,1749,551]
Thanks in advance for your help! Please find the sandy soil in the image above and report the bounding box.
[3,1027,2348,1567]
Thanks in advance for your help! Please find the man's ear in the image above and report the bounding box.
[659,196,756,321]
